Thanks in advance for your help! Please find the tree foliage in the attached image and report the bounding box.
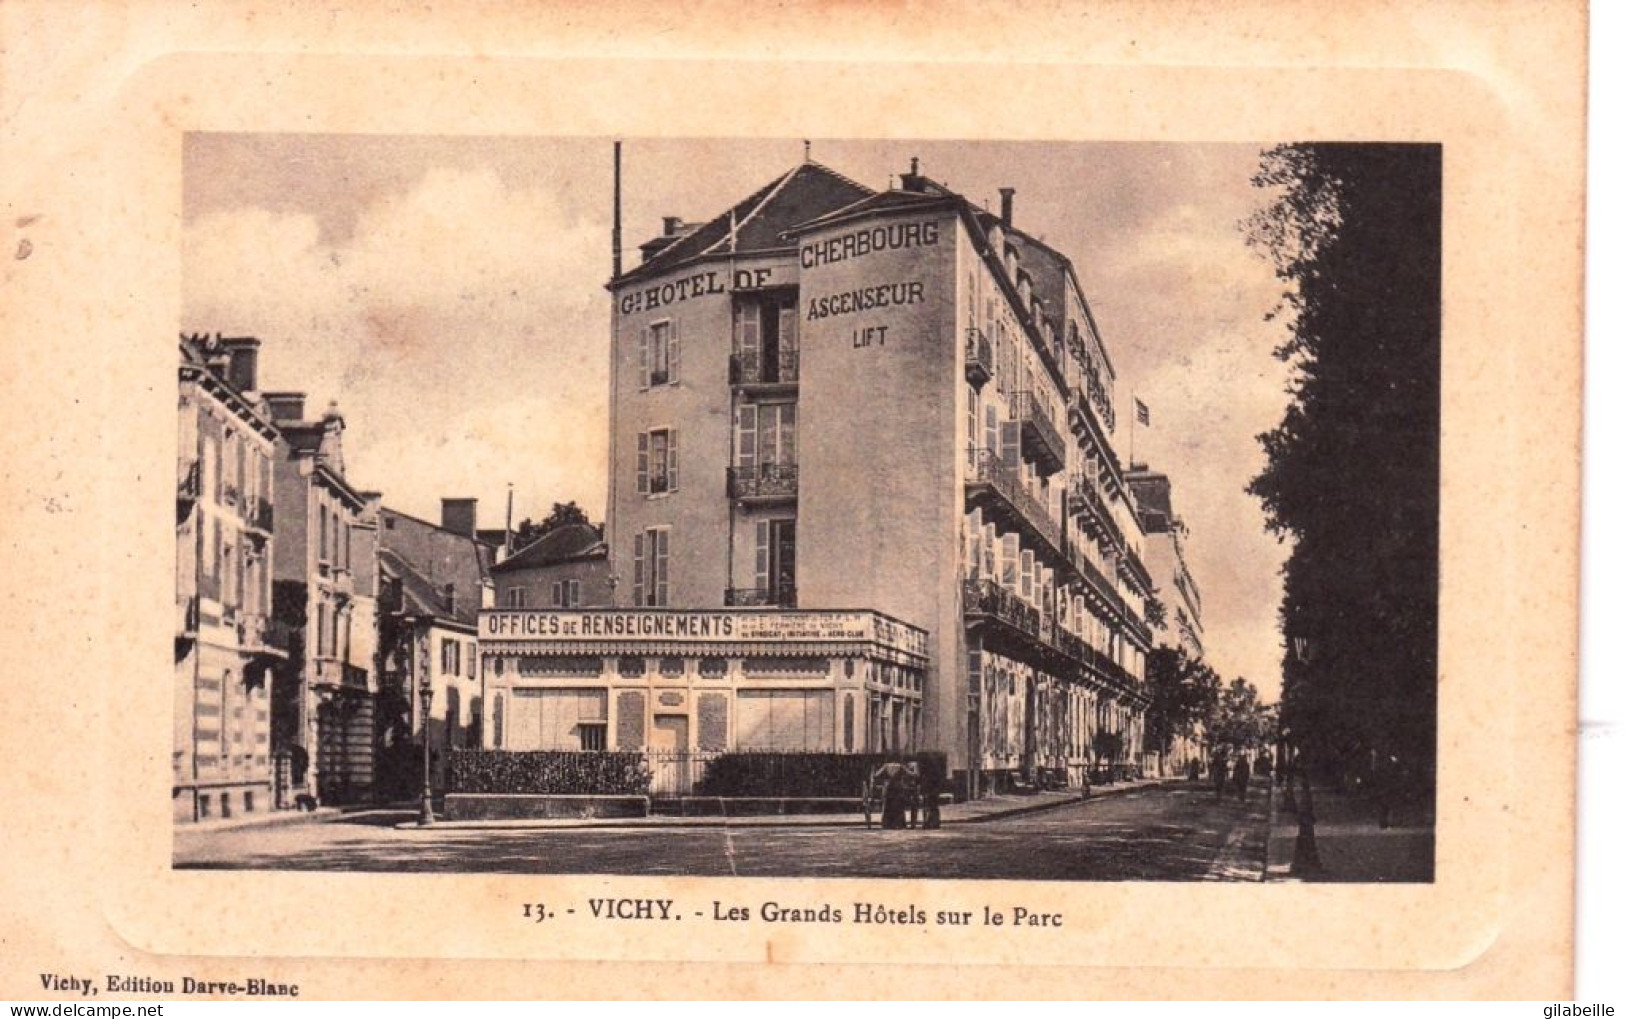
[511,500,597,550]
[1245,143,1441,785]
[1144,647,1220,756]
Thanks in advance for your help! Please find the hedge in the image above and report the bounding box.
[692,752,948,798]
[448,750,652,796]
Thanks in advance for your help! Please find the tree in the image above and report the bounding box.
[1206,676,1269,758]
[1245,144,1441,790]
[1144,647,1220,759]
[511,501,597,551]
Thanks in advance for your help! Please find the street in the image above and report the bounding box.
[175,782,1272,881]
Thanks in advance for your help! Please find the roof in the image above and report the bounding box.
[615,162,873,285]
[491,522,607,574]
[377,507,492,626]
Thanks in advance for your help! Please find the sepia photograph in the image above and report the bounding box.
[171,135,1440,883]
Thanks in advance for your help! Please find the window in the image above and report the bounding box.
[640,320,679,387]
[637,428,678,494]
[735,403,795,470]
[505,587,529,608]
[734,294,799,384]
[552,579,582,607]
[753,518,796,604]
[632,528,670,607]
[441,637,460,676]
[578,723,608,751]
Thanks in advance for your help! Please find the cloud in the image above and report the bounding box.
[183,165,610,525]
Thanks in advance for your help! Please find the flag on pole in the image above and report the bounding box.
[1135,398,1151,427]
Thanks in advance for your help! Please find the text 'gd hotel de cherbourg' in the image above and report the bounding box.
[173,151,1215,834]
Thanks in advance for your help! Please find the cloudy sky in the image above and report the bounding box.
[183,135,1293,697]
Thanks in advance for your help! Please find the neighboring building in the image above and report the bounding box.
[1126,463,1206,775]
[175,335,288,822]
[490,522,611,610]
[1126,465,1204,659]
[267,393,381,807]
[375,500,494,796]
[480,158,1156,797]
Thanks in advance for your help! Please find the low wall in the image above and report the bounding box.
[443,793,650,821]
[651,796,865,817]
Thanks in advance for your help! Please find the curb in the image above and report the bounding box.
[392,779,1176,831]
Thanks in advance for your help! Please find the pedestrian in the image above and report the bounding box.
[1187,758,1201,784]
[1233,754,1252,803]
[1212,752,1228,802]
[873,757,910,830]
[903,760,923,829]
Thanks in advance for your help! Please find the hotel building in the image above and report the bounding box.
[481,157,1156,796]
[175,336,287,822]
[266,394,381,807]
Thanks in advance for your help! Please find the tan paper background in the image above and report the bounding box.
[0,0,1584,999]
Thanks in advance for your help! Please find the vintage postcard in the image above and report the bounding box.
[0,0,1584,1000]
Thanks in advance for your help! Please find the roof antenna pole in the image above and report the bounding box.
[505,482,514,560]
[803,139,811,163]
[612,140,623,279]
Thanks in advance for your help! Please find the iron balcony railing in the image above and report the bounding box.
[1068,470,1115,539]
[964,448,1064,559]
[727,462,798,503]
[1008,391,1066,476]
[962,578,1040,639]
[725,585,797,608]
[1074,548,1127,620]
[730,349,800,387]
[964,326,992,390]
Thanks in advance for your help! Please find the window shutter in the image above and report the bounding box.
[654,529,669,606]
[754,520,770,590]
[632,532,644,607]
[668,429,678,491]
[638,327,649,388]
[736,404,757,470]
[636,432,648,494]
[669,319,680,383]
[1000,420,1021,471]
[781,404,796,465]
[568,579,580,606]
[552,581,562,606]
[985,404,998,455]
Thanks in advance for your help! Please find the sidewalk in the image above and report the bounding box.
[397,777,1174,830]
[1265,782,1435,882]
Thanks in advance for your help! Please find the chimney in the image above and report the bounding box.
[662,216,685,236]
[900,157,924,193]
[441,497,477,538]
[264,392,306,422]
[999,187,1015,227]
[218,336,261,393]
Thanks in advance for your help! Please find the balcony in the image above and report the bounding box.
[964,326,992,390]
[177,460,201,513]
[245,497,274,536]
[964,448,1065,564]
[342,663,369,689]
[962,578,1040,639]
[237,612,290,659]
[1009,391,1066,476]
[727,463,798,505]
[1074,548,1127,620]
[1068,471,1119,545]
[312,656,343,688]
[725,585,797,608]
[331,568,355,598]
[730,349,800,390]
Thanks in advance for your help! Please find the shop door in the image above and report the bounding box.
[651,715,690,796]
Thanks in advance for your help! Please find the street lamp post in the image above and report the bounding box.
[417,672,435,827]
